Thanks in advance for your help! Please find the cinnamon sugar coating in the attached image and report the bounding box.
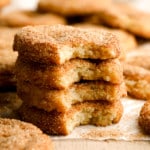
[74,23,137,60]
[0,118,53,150]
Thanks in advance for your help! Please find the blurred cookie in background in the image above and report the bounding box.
[125,43,150,70]
[0,10,66,27]
[37,0,112,16]
[0,0,10,9]
[0,27,19,89]
[123,63,150,100]
[0,92,22,119]
[89,3,150,39]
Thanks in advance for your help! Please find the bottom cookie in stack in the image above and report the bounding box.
[19,100,123,135]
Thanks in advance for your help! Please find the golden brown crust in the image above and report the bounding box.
[125,79,150,100]
[0,10,66,27]
[125,45,150,70]
[126,55,150,70]
[123,63,150,82]
[37,0,111,16]
[97,3,150,38]
[139,100,150,134]
[13,25,120,65]
[0,92,22,119]
[123,63,150,100]
[19,100,123,135]
[0,0,10,8]
[0,118,53,150]
[74,23,137,60]
[17,81,126,112]
[16,58,123,89]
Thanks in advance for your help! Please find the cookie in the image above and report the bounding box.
[0,118,53,150]
[97,3,150,38]
[37,0,111,16]
[123,63,150,100]
[74,23,137,60]
[20,100,123,135]
[125,44,150,70]
[0,27,19,88]
[13,25,120,65]
[0,92,22,119]
[17,81,126,112]
[15,58,123,89]
[126,55,150,70]
[0,27,18,50]
[0,0,10,9]
[0,10,66,27]
[139,100,150,134]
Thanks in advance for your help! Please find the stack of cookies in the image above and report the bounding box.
[14,24,126,135]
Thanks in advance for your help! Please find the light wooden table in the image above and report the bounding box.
[53,139,150,150]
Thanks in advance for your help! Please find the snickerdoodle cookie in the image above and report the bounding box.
[0,118,53,150]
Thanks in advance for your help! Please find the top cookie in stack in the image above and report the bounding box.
[14,24,120,65]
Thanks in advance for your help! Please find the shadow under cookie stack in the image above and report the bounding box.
[14,24,126,135]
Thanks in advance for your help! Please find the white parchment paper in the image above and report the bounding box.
[52,98,150,141]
